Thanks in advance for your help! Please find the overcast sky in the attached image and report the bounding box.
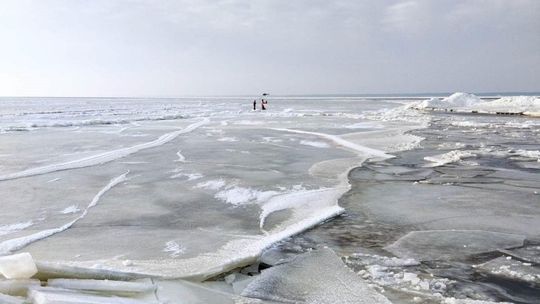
[0,0,538,97]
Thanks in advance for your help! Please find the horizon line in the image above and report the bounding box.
[0,91,539,99]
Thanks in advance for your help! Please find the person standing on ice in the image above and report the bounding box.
[253,99,257,111]
[261,99,267,110]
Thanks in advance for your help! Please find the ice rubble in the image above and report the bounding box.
[385,230,525,261]
[475,256,540,284]
[241,248,392,304]
[0,253,38,279]
[424,150,477,167]
[413,93,540,116]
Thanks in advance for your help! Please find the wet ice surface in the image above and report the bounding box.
[2,96,539,303]
[272,111,540,303]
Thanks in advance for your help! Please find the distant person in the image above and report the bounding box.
[253,99,257,111]
[261,99,267,110]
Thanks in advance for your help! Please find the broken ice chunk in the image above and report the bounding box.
[385,230,525,261]
[498,245,540,264]
[47,278,156,295]
[241,248,392,304]
[0,253,38,279]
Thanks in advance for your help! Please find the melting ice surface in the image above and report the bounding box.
[1,94,539,303]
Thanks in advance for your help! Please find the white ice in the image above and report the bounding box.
[0,253,38,279]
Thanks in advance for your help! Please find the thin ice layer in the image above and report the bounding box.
[385,230,525,261]
[241,248,392,304]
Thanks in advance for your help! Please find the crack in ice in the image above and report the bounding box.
[0,118,208,181]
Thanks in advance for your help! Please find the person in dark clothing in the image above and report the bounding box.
[253,99,257,111]
[261,99,266,110]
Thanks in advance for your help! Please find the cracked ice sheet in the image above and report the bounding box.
[354,182,540,237]
[0,98,421,283]
[242,248,391,304]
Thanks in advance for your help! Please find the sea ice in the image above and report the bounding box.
[46,278,156,295]
[0,293,24,304]
[299,140,330,148]
[0,253,38,279]
[29,287,154,304]
[498,245,540,264]
[424,150,477,167]
[413,93,540,117]
[0,279,40,296]
[0,118,208,181]
[60,205,80,214]
[385,230,525,261]
[0,222,33,237]
[475,256,540,284]
[241,248,392,304]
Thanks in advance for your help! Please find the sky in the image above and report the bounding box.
[0,0,539,97]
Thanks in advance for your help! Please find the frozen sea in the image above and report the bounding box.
[0,95,539,303]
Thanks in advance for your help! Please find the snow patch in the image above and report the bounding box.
[164,241,186,258]
[424,150,477,167]
[195,179,226,190]
[0,221,33,237]
[60,205,80,214]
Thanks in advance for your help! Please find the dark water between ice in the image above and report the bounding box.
[269,112,540,303]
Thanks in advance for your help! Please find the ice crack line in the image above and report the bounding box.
[271,128,393,159]
[0,118,209,182]
[0,171,128,255]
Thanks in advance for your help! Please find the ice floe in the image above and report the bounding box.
[475,256,540,284]
[242,248,392,304]
[385,230,525,261]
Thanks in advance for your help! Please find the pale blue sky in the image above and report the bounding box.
[0,0,538,96]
